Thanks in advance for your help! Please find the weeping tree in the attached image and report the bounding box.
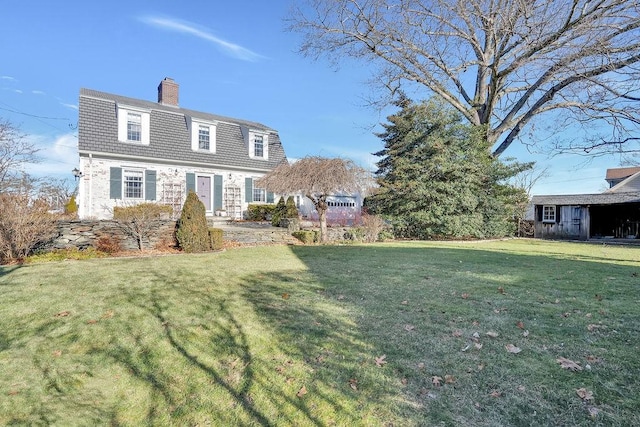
[290,0,640,156]
[257,157,365,242]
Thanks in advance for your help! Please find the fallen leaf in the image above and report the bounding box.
[444,374,455,384]
[516,321,525,329]
[595,294,603,301]
[404,324,415,332]
[472,320,479,326]
[477,364,485,371]
[8,390,19,396]
[401,300,408,305]
[493,309,501,314]
[375,354,387,367]
[576,388,594,401]
[461,344,471,352]
[585,313,592,318]
[587,324,604,332]
[522,330,530,338]
[336,295,345,300]
[401,378,408,385]
[102,310,114,319]
[486,331,499,338]
[296,386,307,398]
[472,332,480,339]
[586,355,602,364]
[517,385,526,392]
[474,343,483,350]
[52,350,62,357]
[497,286,505,294]
[417,362,425,369]
[431,376,443,387]
[489,390,502,398]
[87,319,98,324]
[557,357,583,371]
[54,311,70,318]
[348,378,358,391]
[461,293,470,299]
[505,344,522,354]
[452,330,463,337]
[282,293,290,300]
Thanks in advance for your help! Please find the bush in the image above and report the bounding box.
[246,204,277,221]
[292,230,316,244]
[285,197,299,219]
[26,247,106,263]
[64,195,78,217]
[208,228,224,251]
[0,193,58,263]
[360,213,388,242]
[176,191,211,253]
[113,203,173,250]
[95,235,122,254]
[271,197,286,226]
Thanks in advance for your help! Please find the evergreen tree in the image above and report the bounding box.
[176,191,211,252]
[370,96,531,239]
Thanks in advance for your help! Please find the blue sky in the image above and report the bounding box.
[0,1,627,195]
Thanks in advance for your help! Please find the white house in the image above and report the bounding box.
[76,78,286,219]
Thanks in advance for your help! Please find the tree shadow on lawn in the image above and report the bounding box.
[252,244,640,426]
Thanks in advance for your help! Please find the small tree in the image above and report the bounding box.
[0,193,57,263]
[0,119,40,191]
[271,196,287,226]
[258,157,365,242]
[113,203,173,250]
[285,196,299,219]
[176,191,210,253]
[65,195,78,217]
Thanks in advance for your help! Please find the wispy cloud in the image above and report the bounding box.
[60,102,78,111]
[32,90,46,95]
[1,75,16,81]
[24,132,78,177]
[139,16,265,62]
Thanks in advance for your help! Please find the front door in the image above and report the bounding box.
[197,176,212,211]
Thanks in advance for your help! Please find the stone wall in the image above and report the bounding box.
[45,220,177,251]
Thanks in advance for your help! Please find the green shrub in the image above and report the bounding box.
[64,195,78,217]
[271,197,286,226]
[291,230,316,244]
[246,204,277,221]
[285,196,299,218]
[208,228,224,251]
[113,203,173,250]
[176,191,210,253]
[26,247,106,263]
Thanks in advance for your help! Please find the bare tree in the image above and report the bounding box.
[0,119,40,191]
[257,157,365,242]
[290,0,640,156]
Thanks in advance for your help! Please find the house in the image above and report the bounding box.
[294,193,363,225]
[76,78,286,219]
[531,167,640,240]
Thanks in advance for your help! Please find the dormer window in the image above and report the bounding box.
[189,118,216,153]
[117,105,150,145]
[254,135,264,158]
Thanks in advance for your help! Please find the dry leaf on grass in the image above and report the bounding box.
[522,330,530,338]
[587,324,605,332]
[576,388,594,401]
[505,344,522,354]
[587,406,600,418]
[52,350,62,357]
[348,378,358,391]
[474,343,483,350]
[516,321,525,329]
[498,286,505,294]
[296,386,307,398]
[417,362,425,369]
[431,376,443,387]
[282,293,290,300]
[102,310,114,319]
[404,324,415,331]
[375,355,387,367]
[452,330,463,337]
[401,300,408,305]
[54,311,70,318]
[444,375,455,384]
[461,293,470,299]
[486,331,499,338]
[557,357,583,371]
[489,390,502,398]
[87,319,98,324]
[401,378,408,385]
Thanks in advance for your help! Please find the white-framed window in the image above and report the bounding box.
[117,105,150,145]
[253,187,266,202]
[198,125,210,150]
[190,118,216,153]
[254,135,264,157]
[543,205,556,222]
[124,169,144,199]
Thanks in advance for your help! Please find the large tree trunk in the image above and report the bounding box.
[318,208,328,243]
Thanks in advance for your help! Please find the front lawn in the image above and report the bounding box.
[1,240,638,426]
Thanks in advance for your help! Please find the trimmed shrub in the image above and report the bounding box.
[113,203,173,250]
[95,235,122,254]
[271,197,286,226]
[291,230,316,244]
[176,191,210,253]
[246,204,277,221]
[64,195,78,217]
[208,228,224,251]
[285,196,299,219]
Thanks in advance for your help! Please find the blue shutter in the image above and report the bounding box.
[245,178,253,203]
[186,173,196,194]
[214,174,223,210]
[110,167,122,199]
[267,192,274,203]
[145,170,156,201]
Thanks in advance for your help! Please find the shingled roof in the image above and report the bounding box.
[78,87,287,171]
[532,192,640,206]
[605,167,640,181]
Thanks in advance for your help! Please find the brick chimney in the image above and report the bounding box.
[157,77,179,106]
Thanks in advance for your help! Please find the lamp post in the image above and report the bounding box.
[72,167,83,181]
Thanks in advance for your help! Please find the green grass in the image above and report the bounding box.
[1,239,639,426]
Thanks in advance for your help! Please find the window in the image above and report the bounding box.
[253,187,266,202]
[127,113,142,142]
[124,169,144,199]
[117,106,150,145]
[254,135,264,158]
[198,125,210,150]
[543,205,556,222]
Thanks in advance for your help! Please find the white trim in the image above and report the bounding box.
[122,168,145,200]
[117,105,150,145]
[542,205,556,223]
[188,117,217,153]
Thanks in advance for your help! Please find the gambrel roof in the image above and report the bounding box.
[78,88,287,172]
[532,192,640,206]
